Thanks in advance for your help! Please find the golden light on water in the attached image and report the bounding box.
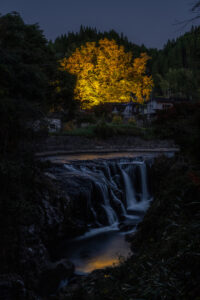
[76,255,120,273]
[71,233,131,274]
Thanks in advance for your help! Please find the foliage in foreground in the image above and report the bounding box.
[0,12,57,156]
[0,12,56,271]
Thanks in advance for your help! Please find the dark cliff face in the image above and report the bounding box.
[0,170,75,299]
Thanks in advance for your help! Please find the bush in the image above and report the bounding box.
[128,117,136,126]
[63,121,75,131]
[94,120,116,138]
[112,115,123,124]
[61,126,95,137]
[93,103,113,120]
[115,124,143,136]
[76,112,96,125]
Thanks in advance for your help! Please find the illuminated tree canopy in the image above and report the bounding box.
[60,38,153,109]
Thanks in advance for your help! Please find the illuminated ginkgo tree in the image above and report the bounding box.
[60,38,153,109]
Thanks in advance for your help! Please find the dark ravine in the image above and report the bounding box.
[1,153,199,299]
[49,157,153,276]
[0,156,154,299]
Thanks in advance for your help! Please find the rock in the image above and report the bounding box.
[44,172,57,181]
[39,259,74,296]
[119,218,139,232]
[0,274,26,300]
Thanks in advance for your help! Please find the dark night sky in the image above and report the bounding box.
[0,0,196,49]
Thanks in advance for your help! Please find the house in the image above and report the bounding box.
[122,102,134,119]
[143,97,174,118]
[47,112,63,133]
[111,101,143,119]
[112,101,139,116]
[111,97,177,120]
[33,112,63,133]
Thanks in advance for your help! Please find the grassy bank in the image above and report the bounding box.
[51,123,149,139]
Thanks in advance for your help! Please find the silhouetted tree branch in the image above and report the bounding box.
[174,1,200,28]
[192,1,200,12]
[191,1,200,20]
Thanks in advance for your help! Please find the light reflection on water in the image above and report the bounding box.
[44,152,155,164]
[77,256,119,273]
[62,230,132,274]
[43,151,176,164]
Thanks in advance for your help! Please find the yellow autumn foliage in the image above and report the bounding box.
[60,39,153,109]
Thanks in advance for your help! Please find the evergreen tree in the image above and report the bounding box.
[0,12,56,155]
[149,26,200,99]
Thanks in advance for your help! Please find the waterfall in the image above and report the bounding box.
[110,189,126,216]
[96,182,118,225]
[51,157,154,277]
[59,157,152,234]
[139,163,149,201]
[121,168,137,210]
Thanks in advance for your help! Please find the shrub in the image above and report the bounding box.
[128,117,136,126]
[93,103,113,119]
[63,121,74,131]
[115,125,143,136]
[112,115,123,124]
[76,112,96,125]
[94,120,116,138]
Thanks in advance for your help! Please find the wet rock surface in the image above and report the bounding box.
[0,274,26,300]
[39,259,74,296]
[0,172,77,299]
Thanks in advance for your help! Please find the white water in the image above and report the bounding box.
[63,158,152,229]
[121,168,137,210]
[140,163,149,201]
[110,189,127,216]
[75,224,119,241]
[96,182,118,225]
[58,157,152,274]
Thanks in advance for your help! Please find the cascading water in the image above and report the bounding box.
[121,167,138,210]
[140,162,149,201]
[54,157,153,274]
[95,181,118,225]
